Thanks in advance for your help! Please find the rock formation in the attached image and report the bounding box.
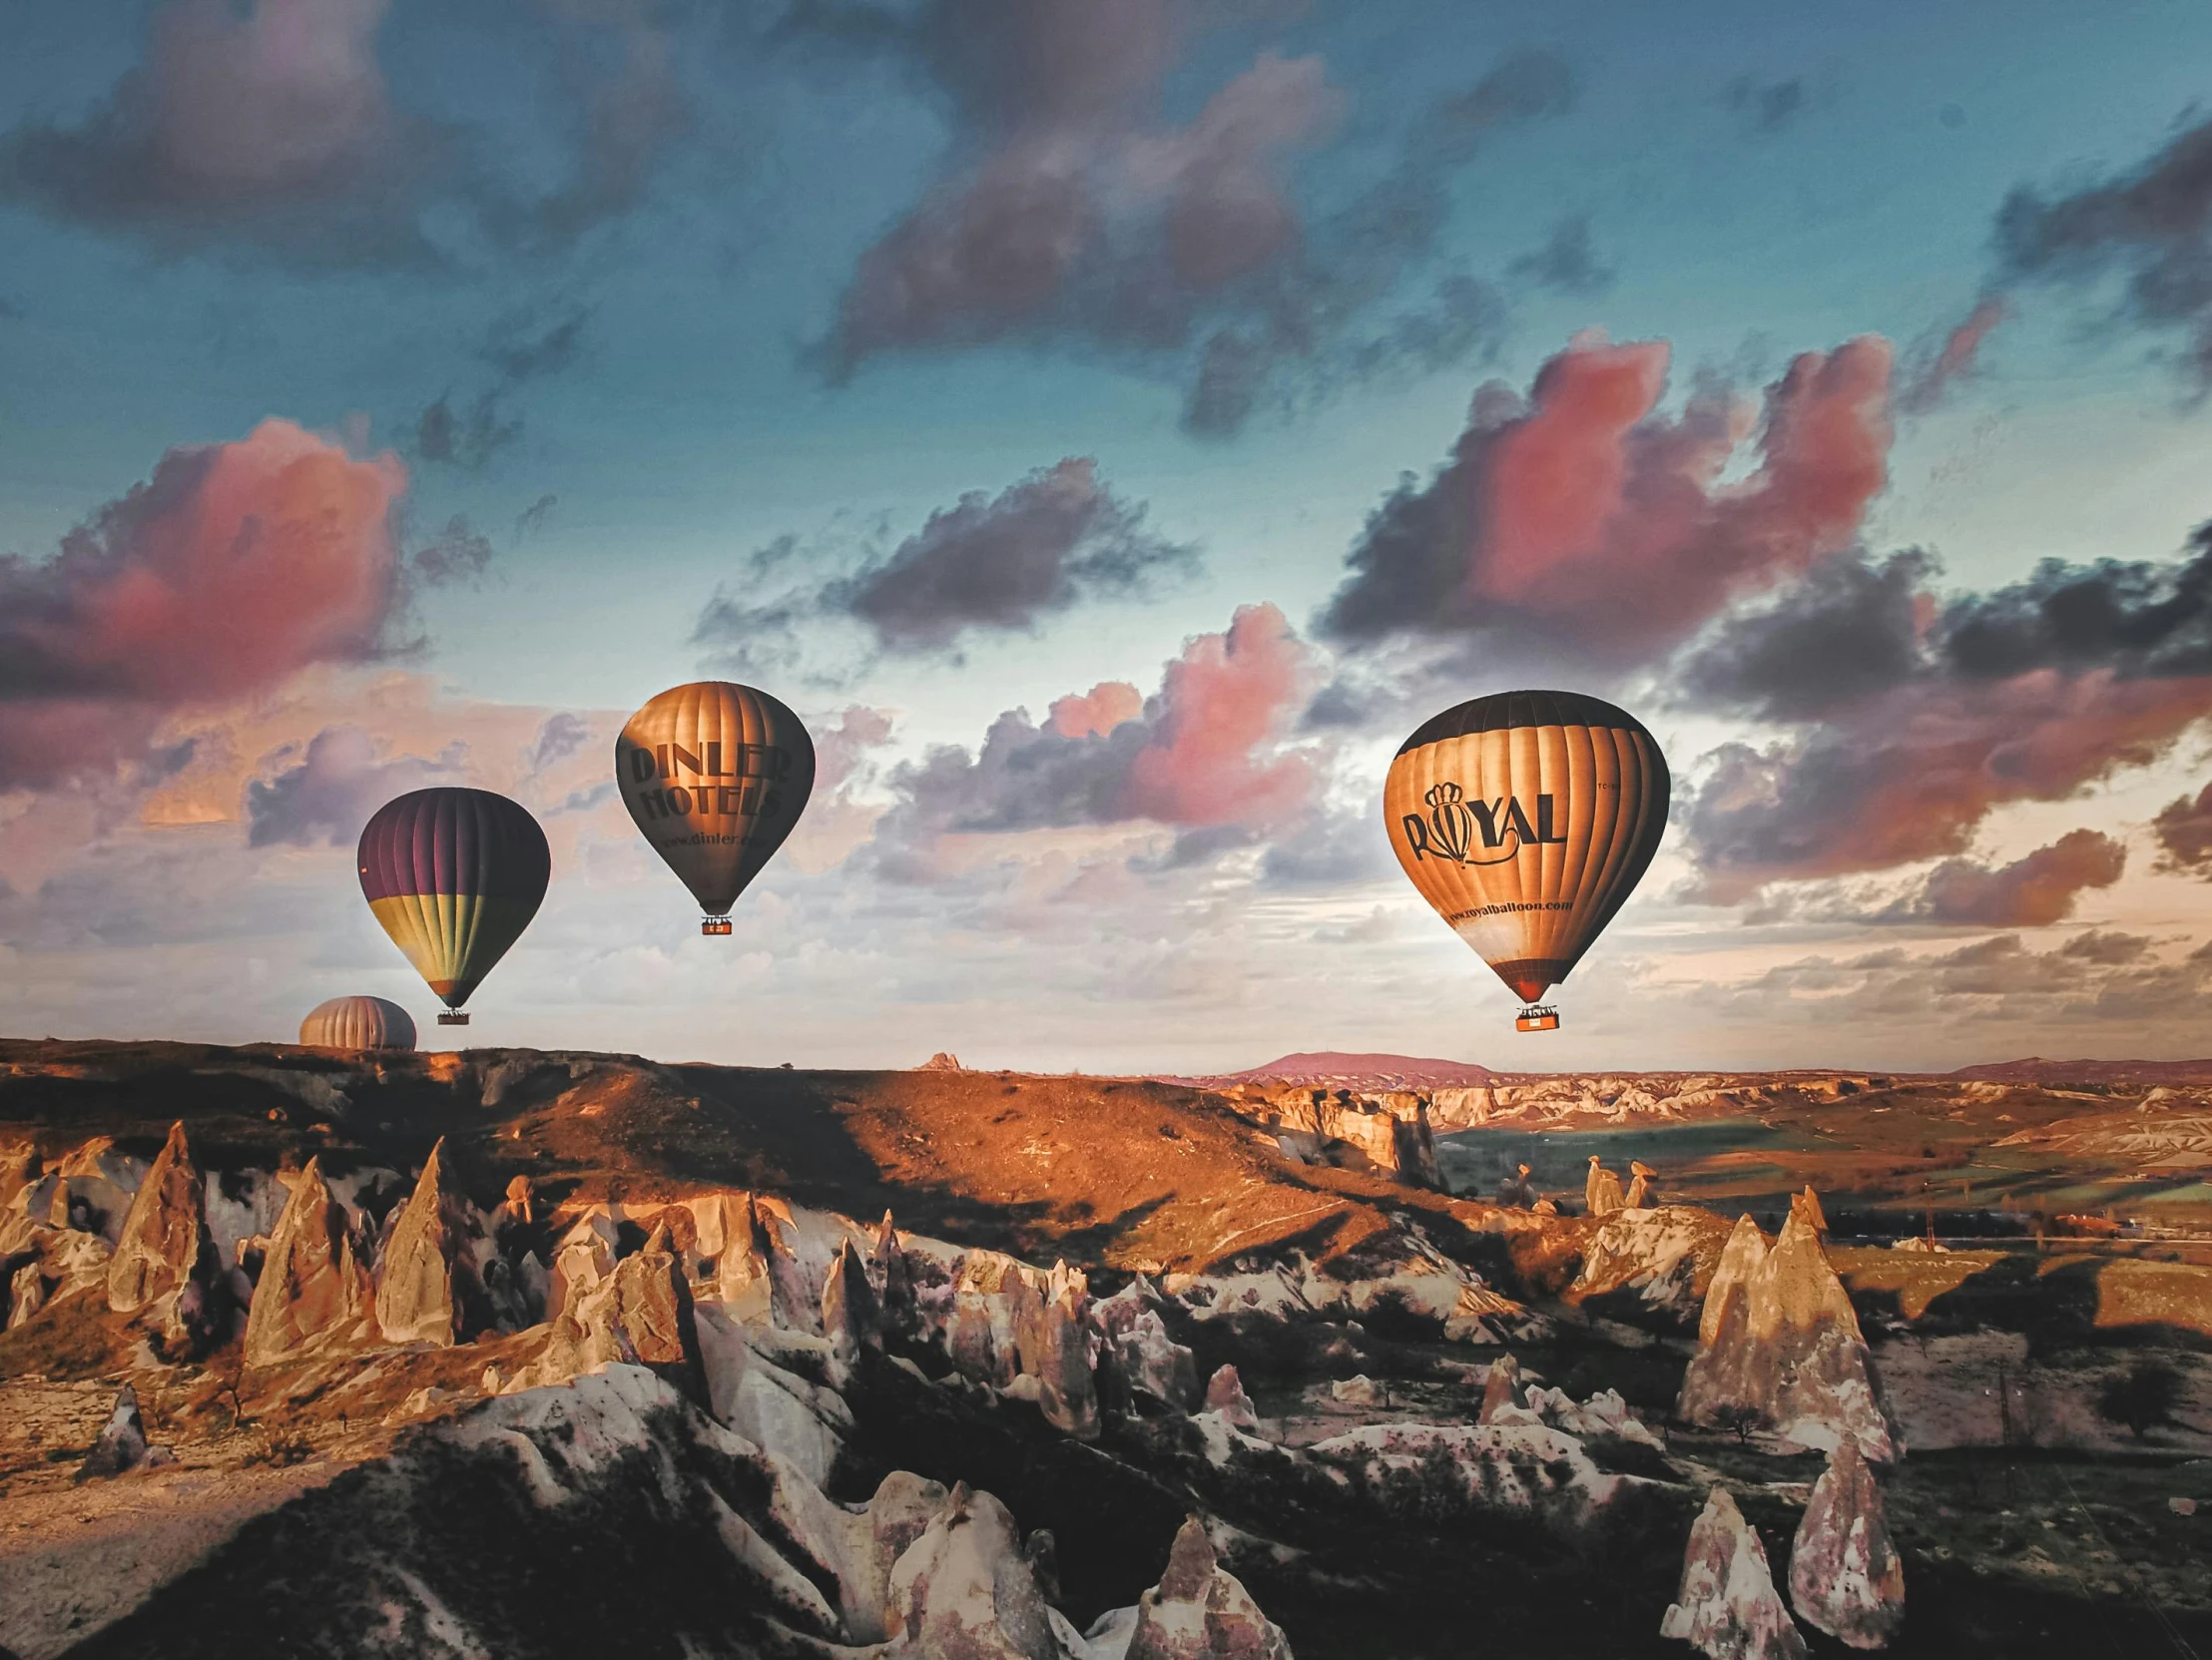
[1676,1205,1898,1461]
[1627,1161,1656,1208]
[373,1139,495,1347]
[104,1121,226,1348]
[243,1158,373,1367]
[1788,1438,1905,1648]
[1478,1354,1522,1424]
[1660,1487,1808,1659]
[922,1051,963,1070]
[1093,1277,1199,1409]
[1570,1206,1739,1324]
[883,1480,1060,1657]
[824,1237,880,1366]
[1125,1515,1293,1660]
[871,1209,914,1330]
[76,1383,169,1480]
[1586,1156,1626,1216]
[1203,1365,1260,1432]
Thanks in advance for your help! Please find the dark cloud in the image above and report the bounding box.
[1727,76,1805,134]
[694,457,1194,662]
[1994,112,2212,383]
[246,726,455,847]
[1679,549,1933,721]
[514,493,559,539]
[0,0,696,269]
[1939,523,2212,680]
[1912,830,2127,926]
[787,2,1575,434]
[480,305,592,382]
[1508,216,1613,295]
[413,392,522,471]
[527,712,591,774]
[2153,779,2212,875]
[409,516,495,586]
[1318,330,1894,665]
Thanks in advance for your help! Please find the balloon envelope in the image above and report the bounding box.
[357,788,549,1010]
[299,995,416,1051]
[1384,690,1668,1006]
[616,682,816,919]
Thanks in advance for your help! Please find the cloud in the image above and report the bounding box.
[694,457,1194,664]
[409,515,495,586]
[480,305,593,382]
[1679,548,1935,720]
[789,3,1575,433]
[1726,76,1805,134]
[1319,329,1894,665]
[0,0,694,267]
[1994,112,2212,383]
[1508,216,1613,295]
[514,493,560,539]
[245,725,455,847]
[1911,829,2128,926]
[526,712,591,774]
[412,391,522,471]
[1941,523,2212,680]
[2153,779,2212,875]
[867,602,1317,874]
[0,419,408,789]
[1900,296,2007,412]
[1048,682,1144,740]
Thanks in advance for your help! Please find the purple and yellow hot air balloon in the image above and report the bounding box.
[356,788,549,1027]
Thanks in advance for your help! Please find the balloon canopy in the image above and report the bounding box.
[298,995,416,1051]
[616,682,816,932]
[357,788,549,1013]
[1384,690,1668,1015]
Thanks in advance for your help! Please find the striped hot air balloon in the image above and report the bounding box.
[298,995,416,1051]
[616,682,816,936]
[1384,691,1668,1031]
[356,788,549,1026]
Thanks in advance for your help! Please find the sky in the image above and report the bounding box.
[5,0,2212,1074]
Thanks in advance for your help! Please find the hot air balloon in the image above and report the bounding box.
[615,682,816,935]
[298,995,416,1051]
[1384,690,1668,1032]
[356,788,549,1026]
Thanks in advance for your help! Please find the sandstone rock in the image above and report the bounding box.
[948,1250,1030,1388]
[45,1135,144,1243]
[7,1259,47,1328]
[373,1139,495,1347]
[76,1383,168,1481]
[1126,1515,1292,1660]
[922,1051,964,1070]
[1791,1187,1829,1236]
[1308,1420,1630,1531]
[1571,1205,1738,1324]
[1014,1261,1098,1437]
[871,1209,915,1332]
[884,1480,1059,1658]
[549,1211,621,1320]
[1478,1354,1522,1424]
[1788,1438,1905,1648]
[0,1141,35,1210]
[105,1121,226,1349]
[1330,1374,1382,1407]
[243,1156,373,1367]
[1204,1365,1260,1432]
[824,1237,880,1367]
[1660,1486,1808,1659]
[692,1302,850,1488]
[1626,1161,1656,1208]
[1093,1278,1199,1410]
[1585,1157,1626,1217]
[517,1221,705,1400]
[1677,1205,1897,1461]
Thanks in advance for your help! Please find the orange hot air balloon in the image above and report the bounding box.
[1384,690,1668,1031]
[616,682,816,935]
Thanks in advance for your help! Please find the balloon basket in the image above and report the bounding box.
[437,1010,471,1026]
[1515,1005,1559,1033]
[701,916,733,936]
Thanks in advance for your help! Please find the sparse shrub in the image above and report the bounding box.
[2099,1358,2183,1439]
[1712,1402,1761,1445]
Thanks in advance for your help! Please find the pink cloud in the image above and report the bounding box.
[1049,681,1144,739]
[1901,296,2008,412]
[1124,602,1314,829]
[1326,331,1895,661]
[0,419,408,787]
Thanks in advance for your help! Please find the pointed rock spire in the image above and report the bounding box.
[244,1157,372,1368]
[1660,1487,1807,1659]
[373,1139,492,1347]
[1789,1438,1905,1648]
[106,1121,225,1349]
[1128,1516,1293,1660]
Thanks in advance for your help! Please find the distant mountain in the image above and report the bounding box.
[1198,1051,1498,1089]
[1948,1057,2212,1088]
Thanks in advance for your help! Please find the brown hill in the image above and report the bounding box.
[1948,1057,2212,1090]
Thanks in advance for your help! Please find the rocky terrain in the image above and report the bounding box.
[1,1039,2210,1657]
